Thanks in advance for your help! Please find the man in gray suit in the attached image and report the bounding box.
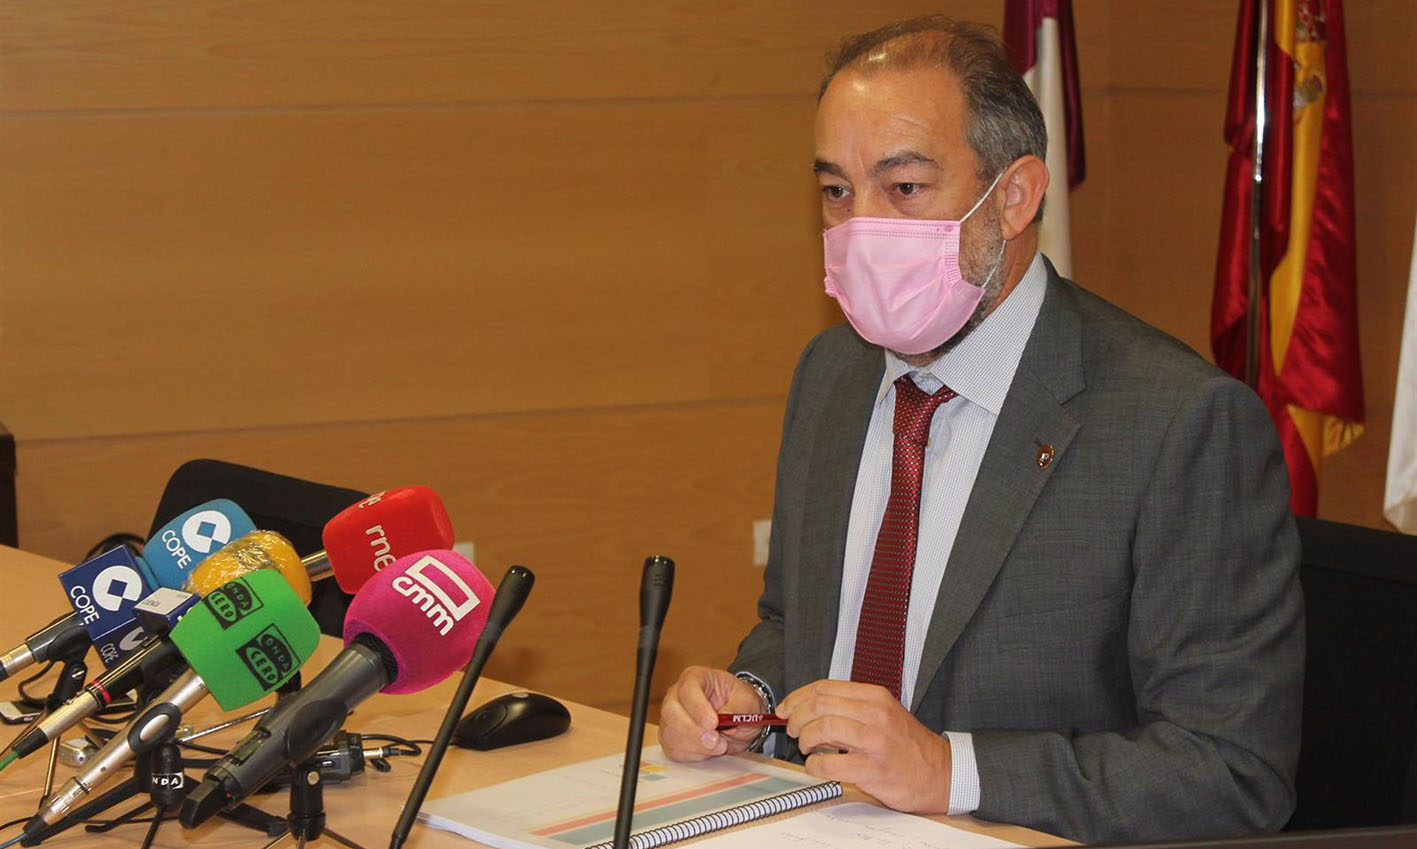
[658,16,1304,844]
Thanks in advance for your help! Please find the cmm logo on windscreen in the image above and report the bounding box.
[392,555,481,636]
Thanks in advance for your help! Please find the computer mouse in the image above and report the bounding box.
[453,691,572,751]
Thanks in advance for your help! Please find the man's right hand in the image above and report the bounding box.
[659,666,767,762]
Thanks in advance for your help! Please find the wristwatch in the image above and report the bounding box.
[734,672,776,753]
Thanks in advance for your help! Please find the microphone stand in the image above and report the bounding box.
[387,565,535,849]
[20,637,92,805]
[612,556,675,849]
[21,683,287,847]
[81,736,185,849]
[259,757,367,849]
[221,726,413,849]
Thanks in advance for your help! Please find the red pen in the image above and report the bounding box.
[716,712,787,731]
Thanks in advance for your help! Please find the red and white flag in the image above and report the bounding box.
[1004,0,1086,277]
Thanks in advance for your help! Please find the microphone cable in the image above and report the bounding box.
[0,814,30,849]
[12,660,138,719]
[14,661,56,709]
[360,733,427,756]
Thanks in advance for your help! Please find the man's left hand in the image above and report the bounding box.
[777,679,952,813]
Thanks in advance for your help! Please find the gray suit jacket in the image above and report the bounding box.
[731,264,1305,843]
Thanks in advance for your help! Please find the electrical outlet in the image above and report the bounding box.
[752,519,772,567]
[453,541,476,563]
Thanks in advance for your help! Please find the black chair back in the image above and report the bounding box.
[0,420,15,547]
[149,459,366,636]
[1290,516,1417,830]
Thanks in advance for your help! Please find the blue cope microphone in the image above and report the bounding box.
[58,547,152,669]
[57,500,256,670]
[143,499,256,590]
[0,500,257,683]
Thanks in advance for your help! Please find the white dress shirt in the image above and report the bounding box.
[827,252,1048,815]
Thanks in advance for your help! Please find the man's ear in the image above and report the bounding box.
[997,155,1048,240]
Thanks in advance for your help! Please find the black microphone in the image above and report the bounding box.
[181,550,494,829]
[0,612,91,683]
[266,731,415,788]
[180,639,394,828]
[388,565,535,849]
[612,556,675,849]
[4,636,183,761]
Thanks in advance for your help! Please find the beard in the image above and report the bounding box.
[890,206,1007,364]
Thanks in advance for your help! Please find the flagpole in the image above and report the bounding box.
[1246,0,1269,389]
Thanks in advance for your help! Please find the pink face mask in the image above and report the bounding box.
[823,172,1005,355]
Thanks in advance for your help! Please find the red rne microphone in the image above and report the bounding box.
[321,486,456,594]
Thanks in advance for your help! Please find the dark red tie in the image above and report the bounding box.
[850,374,957,700]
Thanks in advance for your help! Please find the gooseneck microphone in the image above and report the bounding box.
[20,571,319,842]
[612,556,675,849]
[181,549,495,829]
[389,564,536,849]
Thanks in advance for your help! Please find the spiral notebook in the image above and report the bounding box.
[418,746,842,849]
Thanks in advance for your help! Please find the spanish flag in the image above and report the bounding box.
[1212,0,1364,516]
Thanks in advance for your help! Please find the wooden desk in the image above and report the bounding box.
[0,546,1066,847]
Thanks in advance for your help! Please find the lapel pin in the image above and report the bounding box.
[1036,443,1056,469]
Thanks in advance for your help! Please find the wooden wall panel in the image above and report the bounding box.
[34,0,1417,110]
[1089,0,1232,93]
[1319,411,1395,528]
[1,101,834,440]
[1087,1,1414,96]
[1062,91,1228,357]
[17,399,784,710]
[1340,2,1417,96]
[1347,98,1417,420]
[0,0,994,111]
